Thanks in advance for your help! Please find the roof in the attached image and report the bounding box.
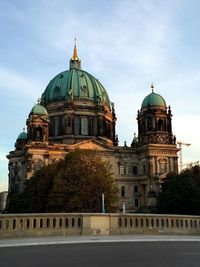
[17,131,27,140]
[141,91,166,109]
[30,103,48,115]
[41,69,111,108]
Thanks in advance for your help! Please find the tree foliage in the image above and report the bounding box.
[157,164,200,215]
[7,149,119,213]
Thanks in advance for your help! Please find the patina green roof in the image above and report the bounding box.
[17,131,27,140]
[141,91,166,109]
[30,103,48,115]
[41,69,111,108]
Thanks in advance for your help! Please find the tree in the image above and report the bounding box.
[7,162,58,213]
[157,164,200,215]
[7,149,119,213]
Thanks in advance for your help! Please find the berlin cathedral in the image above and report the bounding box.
[7,43,179,212]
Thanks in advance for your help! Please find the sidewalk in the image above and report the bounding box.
[1,234,200,248]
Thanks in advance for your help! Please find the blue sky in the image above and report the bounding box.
[0,0,200,191]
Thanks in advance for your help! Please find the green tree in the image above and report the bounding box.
[158,165,200,215]
[7,162,58,213]
[7,149,118,213]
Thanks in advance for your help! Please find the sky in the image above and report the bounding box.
[0,0,200,191]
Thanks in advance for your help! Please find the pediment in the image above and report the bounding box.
[70,139,115,152]
[30,115,49,123]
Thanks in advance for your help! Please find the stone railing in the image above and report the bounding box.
[0,213,82,238]
[117,214,200,235]
[1,213,200,238]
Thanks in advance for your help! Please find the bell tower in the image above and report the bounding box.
[137,85,175,146]
[136,85,178,206]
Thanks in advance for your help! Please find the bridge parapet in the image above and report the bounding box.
[0,213,200,238]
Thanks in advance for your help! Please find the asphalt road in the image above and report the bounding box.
[1,241,200,267]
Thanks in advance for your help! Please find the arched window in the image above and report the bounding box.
[119,165,125,175]
[121,186,125,197]
[74,117,80,135]
[81,118,88,135]
[34,127,43,141]
[134,199,139,207]
[106,121,111,138]
[159,159,167,174]
[58,116,64,135]
[147,119,152,131]
[54,117,59,136]
[158,119,163,131]
[98,117,104,136]
[134,185,138,193]
[163,120,167,131]
[89,118,94,136]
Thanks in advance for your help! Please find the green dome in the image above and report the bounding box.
[41,69,111,108]
[17,131,27,140]
[141,91,166,109]
[30,103,48,115]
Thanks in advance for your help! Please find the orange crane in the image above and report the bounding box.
[177,141,191,172]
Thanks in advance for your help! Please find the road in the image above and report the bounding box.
[1,241,200,267]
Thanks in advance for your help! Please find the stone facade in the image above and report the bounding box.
[7,45,178,212]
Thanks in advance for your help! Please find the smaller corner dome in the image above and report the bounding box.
[30,103,48,115]
[17,131,27,140]
[141,91,166,109]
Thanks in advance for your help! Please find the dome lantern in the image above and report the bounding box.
[69,38,81,70]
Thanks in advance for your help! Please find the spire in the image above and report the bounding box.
[72,38,79,60]
[70,38,81,69]
[151,83,154,93]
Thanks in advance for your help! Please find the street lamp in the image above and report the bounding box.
[102,193,105,213]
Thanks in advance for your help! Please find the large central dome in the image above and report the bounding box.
[41,43,111,108]
[41,68,111,107]
[38,42,116,146]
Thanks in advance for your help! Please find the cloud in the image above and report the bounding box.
[0,67,42,98]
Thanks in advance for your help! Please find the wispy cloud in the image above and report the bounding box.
[0,67,42,97]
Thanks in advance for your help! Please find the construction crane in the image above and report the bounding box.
[177,141,191,172]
